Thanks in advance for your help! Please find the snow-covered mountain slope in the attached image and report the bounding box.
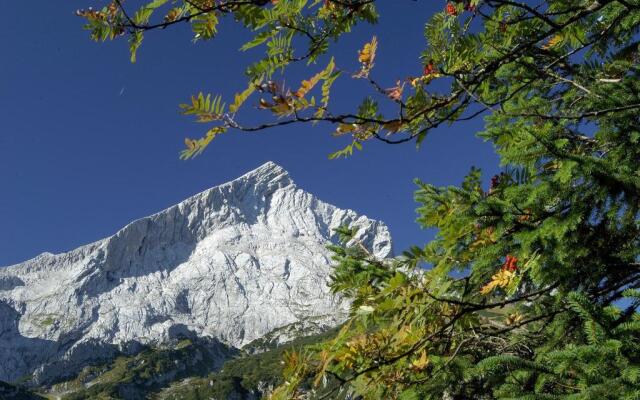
[0,162,391,384]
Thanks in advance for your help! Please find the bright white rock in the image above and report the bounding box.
[0,162,391,384]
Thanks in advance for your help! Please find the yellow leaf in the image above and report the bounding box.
[229,78,260,113]
[354,36,377,78]
[164,8,180,23]
[358,36,377,64]
[411,350,429,371]
[469,227,497,251]
[184,138,196,150]
[505,312,524,326]
[480,269,515,295]
[542,34,562,50]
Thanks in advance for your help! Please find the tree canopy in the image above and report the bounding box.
[78,0,640,398]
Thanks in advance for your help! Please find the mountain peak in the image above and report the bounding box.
[253,160,287,175]
[236,161,291,184]
[0,163,392,384]
[172,161,293,215]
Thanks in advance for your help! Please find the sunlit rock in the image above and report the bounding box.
[0,162,391,384]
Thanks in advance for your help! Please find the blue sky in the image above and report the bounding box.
[0,1,499,266]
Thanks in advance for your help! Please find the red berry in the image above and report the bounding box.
[446,3,458,16]
[502,255,518,272]
[423,62,436,76]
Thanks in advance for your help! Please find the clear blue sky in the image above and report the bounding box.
[0,1,499,267]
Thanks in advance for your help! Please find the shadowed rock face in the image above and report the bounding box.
[0,162,392,384]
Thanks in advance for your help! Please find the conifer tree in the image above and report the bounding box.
[79,0,640,398]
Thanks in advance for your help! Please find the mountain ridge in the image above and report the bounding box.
[1,161,293,271]
[0,162,391,385]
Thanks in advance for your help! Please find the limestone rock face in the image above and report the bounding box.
[0,162,391,383]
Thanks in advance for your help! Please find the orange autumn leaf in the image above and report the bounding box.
[295,70,323,98]
[354,36,377,78]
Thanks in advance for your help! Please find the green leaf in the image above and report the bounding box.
[129,32,143,63]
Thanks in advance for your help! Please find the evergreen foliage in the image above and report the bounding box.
[78,0,640,398]
[45,329,338,399]
[0,381,44,400]
[55,338,234,399]
[158,327,342,399]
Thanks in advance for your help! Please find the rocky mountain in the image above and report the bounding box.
[0,162,391,388]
